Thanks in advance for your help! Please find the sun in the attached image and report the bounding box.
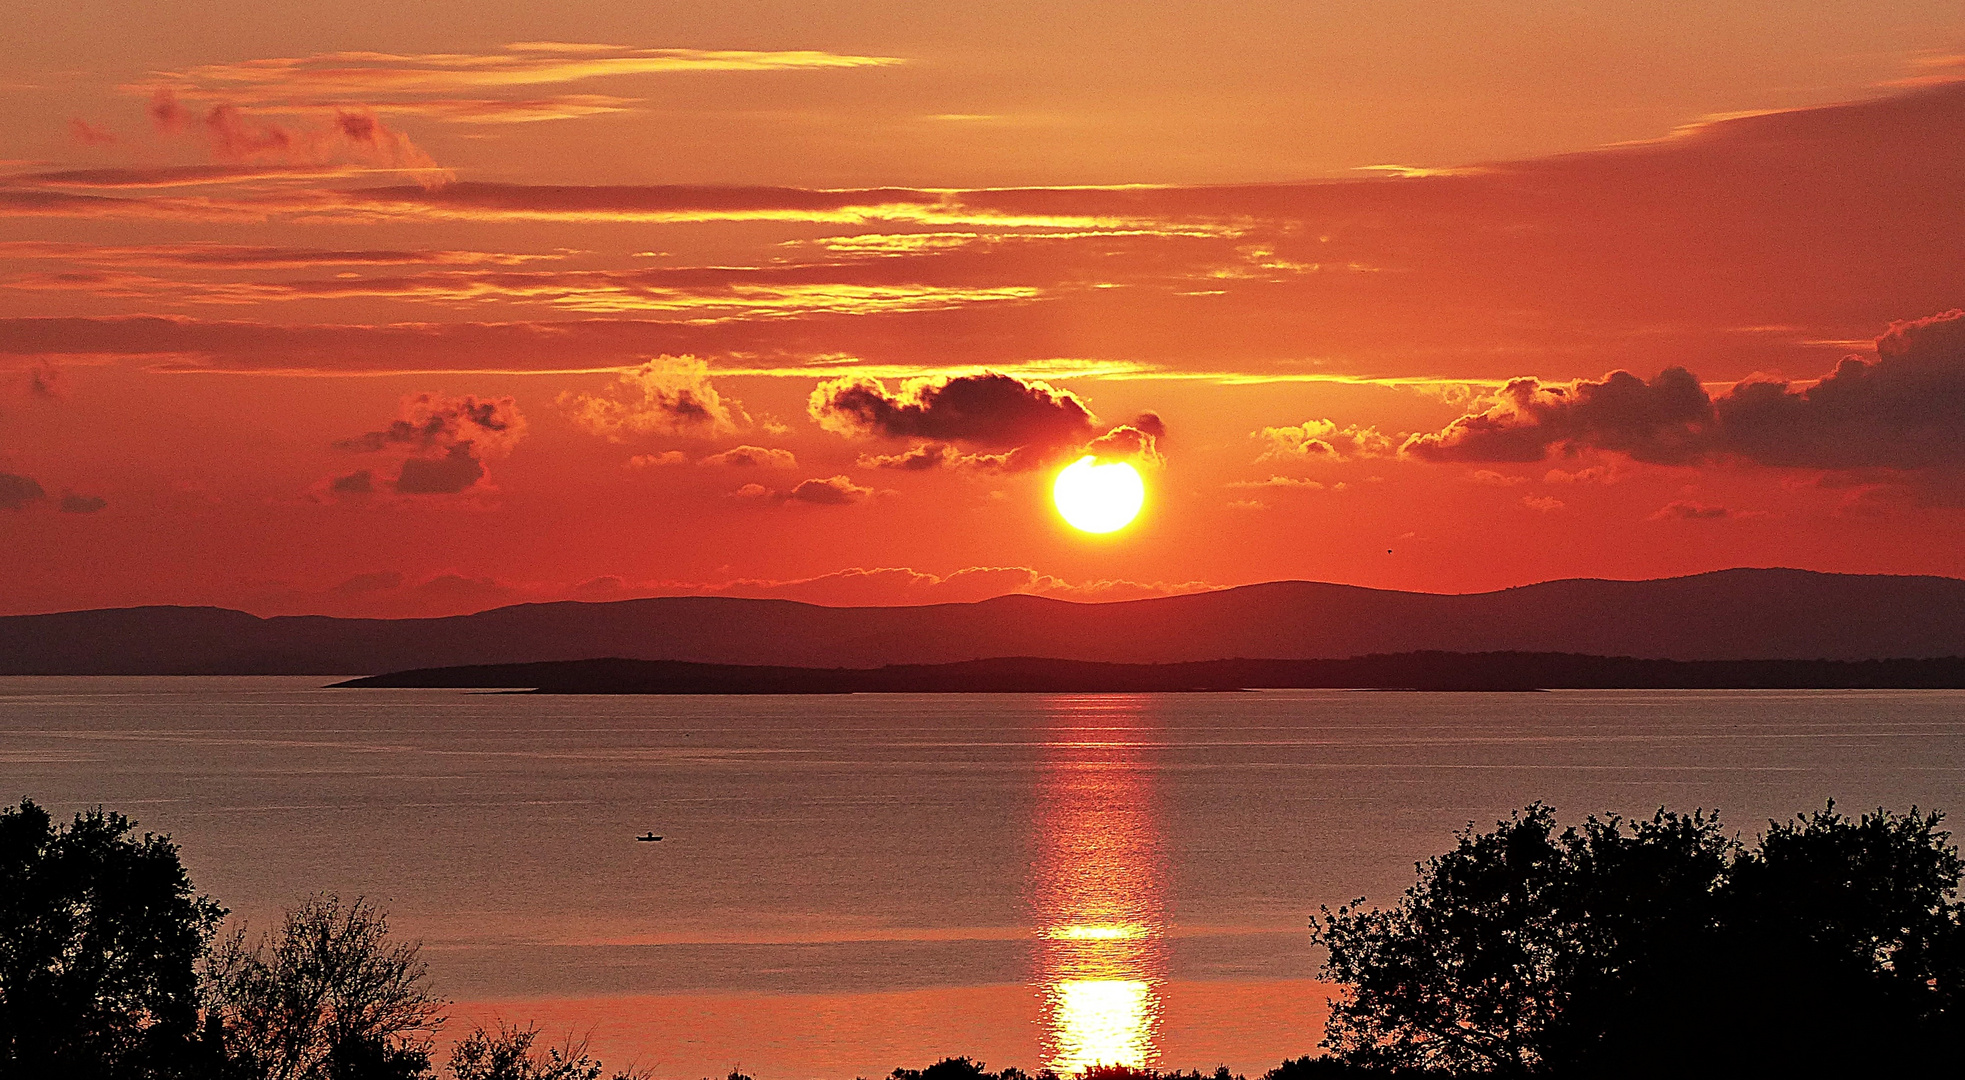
[1053,456,1145,533]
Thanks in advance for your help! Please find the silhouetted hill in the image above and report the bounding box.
[334,653,1965,693]
[6,568,1965,674]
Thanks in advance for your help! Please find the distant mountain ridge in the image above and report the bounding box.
[3,568,1964,675]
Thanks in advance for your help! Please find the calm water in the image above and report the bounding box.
[3,680,1963,1077]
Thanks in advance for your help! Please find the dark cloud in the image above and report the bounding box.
[1650,501,1732,520]
[26,363,63,399]
[1402,367,1714,464]
[57,493,106,514]
[733,475,874,506]
[329,470,374,495]
[0,473,47,510]
[858,443,955,471]
[810,371,1097,450]
[1714,309,1965,470]
[394,444,485,495]
[810,372,1166,473]
[1400,311,1965,481]
[68,119,116,146]
[148,88,187,131]
[332,570,404,596]
[335,394,523,453]
[334,393,523,498]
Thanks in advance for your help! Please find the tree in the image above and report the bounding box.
[1311,803,1965,1077]
[447,1022,649,1080]
[205,894,446,1080]
[0,798,225,1080]
[1674,804,1965,1077]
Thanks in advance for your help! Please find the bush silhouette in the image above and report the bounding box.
[447,1021,649,1080]
[1311,802,1965,1077]
[0,799,225,1080]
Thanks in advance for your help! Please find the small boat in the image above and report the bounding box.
[636,832,663,842]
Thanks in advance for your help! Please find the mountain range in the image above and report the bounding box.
[4,568,1964,675]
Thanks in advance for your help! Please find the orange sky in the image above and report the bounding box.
[3,3,1963,616]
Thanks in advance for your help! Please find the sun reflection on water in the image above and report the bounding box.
[1030,696,1168,1072]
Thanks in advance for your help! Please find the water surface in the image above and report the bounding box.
[3,680,1961,1077]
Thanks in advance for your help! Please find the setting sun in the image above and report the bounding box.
[1054,457,1145,533]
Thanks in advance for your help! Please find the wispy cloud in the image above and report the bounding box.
[121,44,903,129]
[0,240,564,269]
[0,264,1043,316]
[141,44,905,98]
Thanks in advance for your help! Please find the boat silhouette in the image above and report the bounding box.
[636,832,663,842]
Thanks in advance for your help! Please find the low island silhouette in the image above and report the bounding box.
[332,652,1965,694]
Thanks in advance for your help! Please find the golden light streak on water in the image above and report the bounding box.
[1030,696,1168,1072]
[1048,979,1155,1070]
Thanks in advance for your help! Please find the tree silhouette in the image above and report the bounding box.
[0,799,225,1080]
[203,894,445,1080]
[1311,803,1965,1077]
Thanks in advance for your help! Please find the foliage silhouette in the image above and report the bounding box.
[203,893,446,1080]
[0,798,225,1080]
[448,1021,650,1080]
[1312,802,1965,1077]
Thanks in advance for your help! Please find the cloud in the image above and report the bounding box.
[333,570,404,596]
[0,473,47,510]
[143,44,904,101]
[145,90,450,189]
[1401,367,1715,464]
[1252,420,1394,462]
[734,474,874,506]
[328,470,374,495]
[699,565,1217,606]
[560,357,745,439]
[698,445,797,468]
[1714,309,1965,470]
[394,444,484,495]
[1649,500,1731,520]
[1521,495,1566,513]
[335,393,525,455]
[1227,475,1325,490]
[25,362,63,398]
[336,392,524,497]
[149,87,187,130]
[0,240,562,269]
[57,493,106,514]
[809,370,1125,471]
[231,563,1219,616]
[1397,311,1965,498]
[357,95,642,124]
[626,451,688,468]
[1469,470,1528,486]
[1085,417,1165,466]
[6,163,373,189]
[68,119,116,146]
[1544,465,1622,484]
[0,260,1044,316]
[858,443,955,470]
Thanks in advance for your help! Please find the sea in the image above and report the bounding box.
[2,679,1962,1078]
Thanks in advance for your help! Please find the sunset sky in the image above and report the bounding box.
[3,1,1963,616]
